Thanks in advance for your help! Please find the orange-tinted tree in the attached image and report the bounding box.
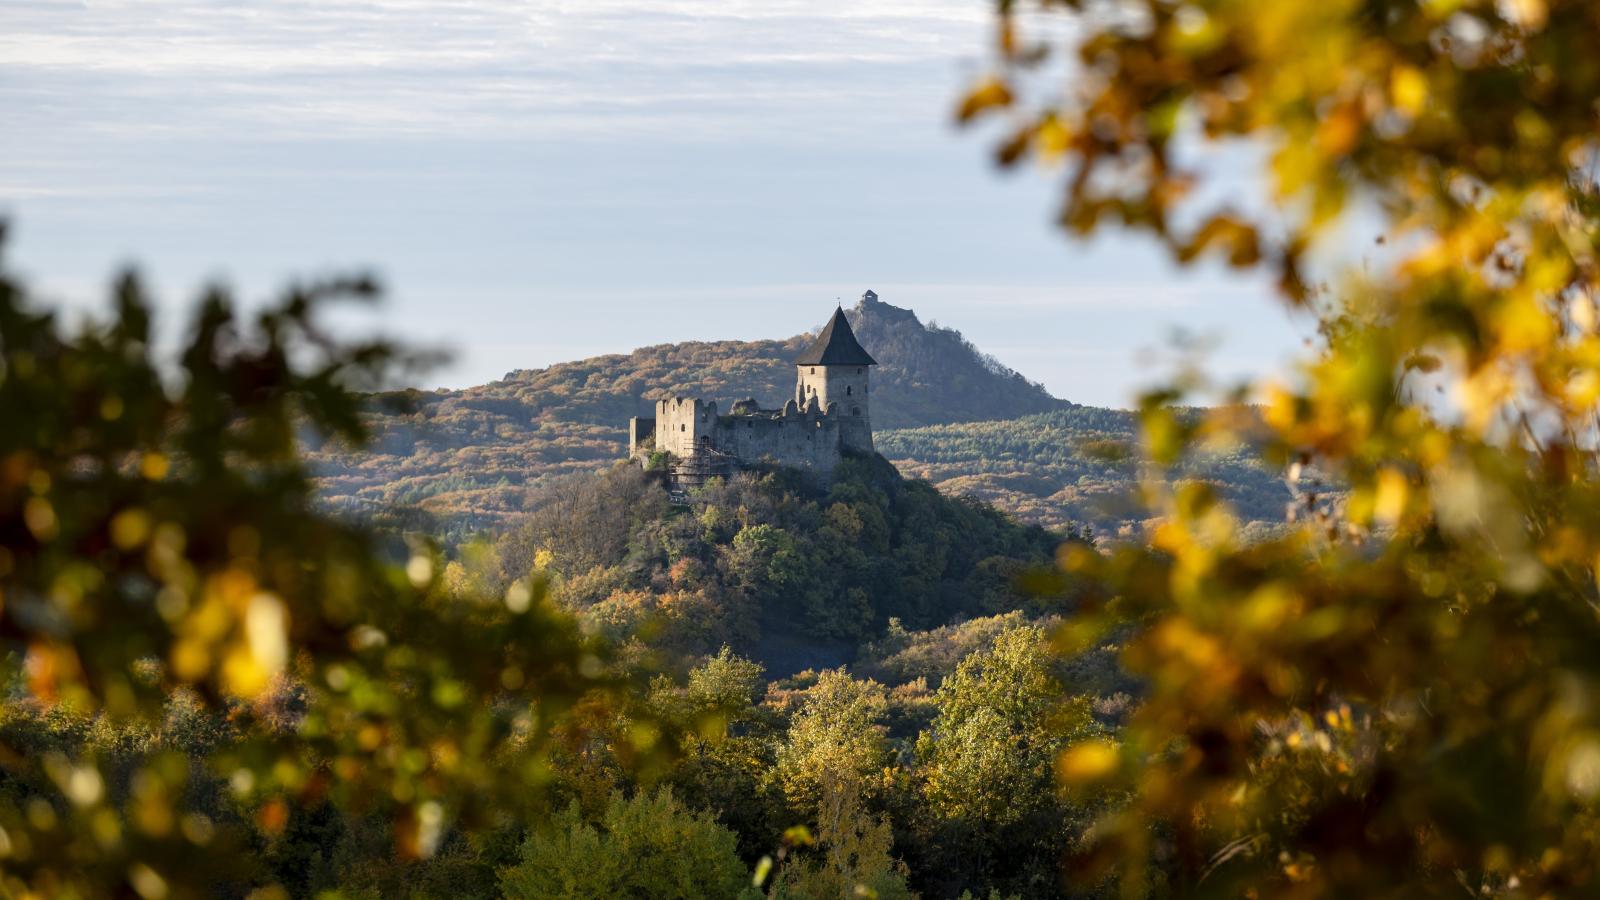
[963,0,1600,894]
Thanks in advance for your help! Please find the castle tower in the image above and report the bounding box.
[795,299,877,454]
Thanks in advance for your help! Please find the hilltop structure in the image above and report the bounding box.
[629,296,879,484]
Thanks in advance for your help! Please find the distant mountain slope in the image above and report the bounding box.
[308,294,1069,527]
[877,408,1292,536]
[845,294,1064,428]
[484,292,1064,430]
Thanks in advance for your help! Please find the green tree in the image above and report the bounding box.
[499,789,750,900]
[774,773,914,900]
[773,669,891,820]
[684,646,768,730]
[648,648,786,857]
[918,626,1096,829]
[0,234,626,896]
[728,524,813,606]
[913,625,1099,894]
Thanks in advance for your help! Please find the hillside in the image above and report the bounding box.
[478,455,1073,661]
[879,407,1290,536]
[309,292,1290,536]
[308,293,1070,527]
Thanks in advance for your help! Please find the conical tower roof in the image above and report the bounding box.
[795,306,877,366]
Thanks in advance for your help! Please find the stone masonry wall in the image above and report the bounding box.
[655,397,716,457]
[721,401,841,473]
[795,364,872,454]
[649,395,842,473]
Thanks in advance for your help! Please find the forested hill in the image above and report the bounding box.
[490,292,1064,430]
[842,293,1065,427]
[308,294,1072,526]
[878,407,1291,536]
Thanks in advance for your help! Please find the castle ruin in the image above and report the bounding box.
[629,297,879,485]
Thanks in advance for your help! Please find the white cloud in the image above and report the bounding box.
[474,280,1234,311]
[0,0,1309,411]
[1,0,994,141]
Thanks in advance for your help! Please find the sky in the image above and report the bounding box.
[0,0,1310,409]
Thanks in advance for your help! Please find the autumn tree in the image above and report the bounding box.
[914,624,1100,894]
[961,0,1600,894]
[773,773,914,900]
[0,236,636,896]
[648,648,785,856]
[499,789,751,900]
[773,669,891,820]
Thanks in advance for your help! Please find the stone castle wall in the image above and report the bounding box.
[653,396,714,458]
[628,307,876,480]
[795,364,871,454]
[635,395,844,473]
[721,401,843,472]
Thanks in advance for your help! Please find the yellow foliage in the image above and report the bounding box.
[979,0,1600,893]
[1056,739,1119,786]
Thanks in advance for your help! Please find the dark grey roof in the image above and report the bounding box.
[795,306,877,366]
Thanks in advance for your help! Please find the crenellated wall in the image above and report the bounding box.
[795,363,872,454]
[645,394,843,473]
[721,398,842,472]
[655,396,718,457]
[627,303,875,481]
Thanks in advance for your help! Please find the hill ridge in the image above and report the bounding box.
[307,295,1285,536]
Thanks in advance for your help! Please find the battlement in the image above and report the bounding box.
[627,299,879,484]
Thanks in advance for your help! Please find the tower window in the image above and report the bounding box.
[853,407,861,416]
[810,368,815,374]
[680,424,686,432]
[857,368,862,374]
[846,386,852,395]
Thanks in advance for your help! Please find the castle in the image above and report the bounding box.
[629,297,879,482]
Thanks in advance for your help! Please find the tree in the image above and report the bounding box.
[499,789,751,900]
[0,232,632,896]
[647,648,786,857]
[919,626,1096,829]
[684,646,768,729]
[728,525,813,606]
[773,669,891,820]
[914,625,1099,894]
[961,0,1600,894]
[507,463,670,580]
[774,772,914,900]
